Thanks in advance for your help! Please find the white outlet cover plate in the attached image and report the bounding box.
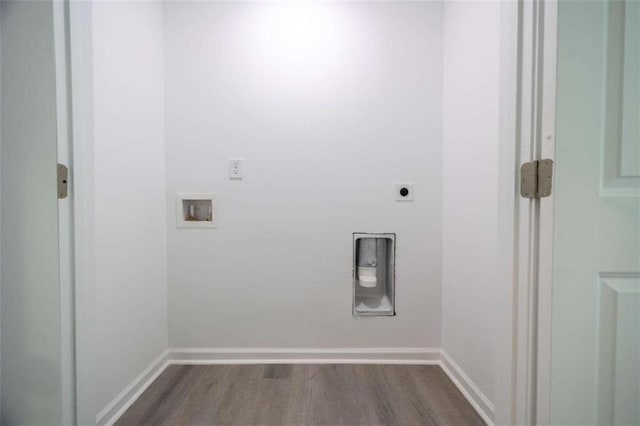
[229,158,243,179]
[395,184,414,201]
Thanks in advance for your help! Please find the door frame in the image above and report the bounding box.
[496,0,558,425]
[52,1,77,424]
[61,0,557,424]
[495,0,558,425]
[67,0,96,424]
[533,0,558,423]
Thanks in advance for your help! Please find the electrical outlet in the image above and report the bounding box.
[229,158,243,179]
[395,184,414,201]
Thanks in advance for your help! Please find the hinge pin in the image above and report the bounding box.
[58,163,68,199]
[520,159,553,198]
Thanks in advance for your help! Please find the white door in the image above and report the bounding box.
[0,1,71,424]
[549,1,640,424]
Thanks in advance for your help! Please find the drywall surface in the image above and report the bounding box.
[442,0,500,406]
[0,1,63,423]
[165,2,443,349]
[93,1,168,413]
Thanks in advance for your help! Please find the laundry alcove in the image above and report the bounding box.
[37,1,503,424]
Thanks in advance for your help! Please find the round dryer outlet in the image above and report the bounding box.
[395,184,414,201]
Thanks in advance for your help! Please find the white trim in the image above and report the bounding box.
[512,1,541,424]
[495,1,521,424]
[441,351,495,426]
[96,350,170,426]
[502,1,560,425]
[53,1,76,424]
[170,347,440,364]
[68,1,96,424]
[535,1,558,425]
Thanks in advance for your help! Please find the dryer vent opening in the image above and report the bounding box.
[353,233,396,316]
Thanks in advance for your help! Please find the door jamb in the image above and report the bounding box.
[534,0,558,423]
[68,0,96,424]
[53,0,77,424]
[495,0,558,425]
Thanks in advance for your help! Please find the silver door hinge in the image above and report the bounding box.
[521,159,553,198]
[57,163,68,199]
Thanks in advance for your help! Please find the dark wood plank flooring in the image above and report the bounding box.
[115,364,485,426]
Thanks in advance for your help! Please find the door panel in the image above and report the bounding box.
[596,274,640,426]
[0,1,64,424]
[602,0,640,195]
[551,1,640,425]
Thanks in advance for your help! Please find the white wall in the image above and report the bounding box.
[442,0,501,411]
[85,3,506,421]
[92,1,168,413]
[164,2,443,349]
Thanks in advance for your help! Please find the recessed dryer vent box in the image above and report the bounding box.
[177,193,217,228]
[353,233,396,316]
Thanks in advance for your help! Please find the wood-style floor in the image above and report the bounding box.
[115,364,485,426]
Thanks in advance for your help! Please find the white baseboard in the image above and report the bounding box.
[440,350,495,426]
[169,347,440,364]
[96,350,170,426]
[98,348,494,426]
